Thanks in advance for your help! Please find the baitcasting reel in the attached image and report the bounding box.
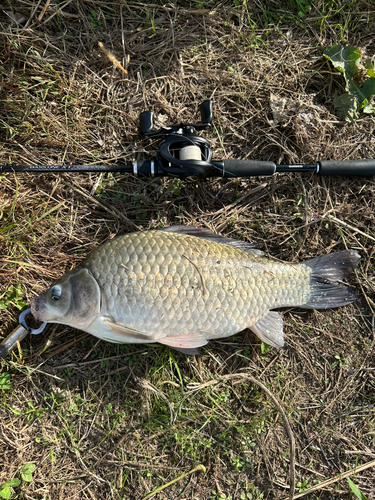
[139,100,214,178]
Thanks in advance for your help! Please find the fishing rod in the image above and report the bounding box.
[2,100,375,178]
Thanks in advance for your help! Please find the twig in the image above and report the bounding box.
[66,182,141,230]
[0,81,21,93]
[344,450,375,458]
[325,214,375,243]
[284,459,325,478]
[41,332,89,358]
[142,464,206,499]
[135,376,175,424]
[98,42,128,75]
[141,419,191,443]
[289,458,375,499]
[8,361,64,382]
[40,0,75,25]
[38,0,51,22]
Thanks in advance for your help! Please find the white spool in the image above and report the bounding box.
[179,145,202,161]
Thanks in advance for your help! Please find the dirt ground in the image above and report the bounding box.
[0,1,374,499]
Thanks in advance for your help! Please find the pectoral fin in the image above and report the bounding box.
[101,319,152,342]
[249,311,284,348]
[100,320,203,355]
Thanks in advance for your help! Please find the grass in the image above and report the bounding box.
[1,0,375,499]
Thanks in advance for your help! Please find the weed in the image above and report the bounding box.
[294,0,312,18]
[347,477,368,500]
[145,7,157,36]
[297,479,312,492]
[0,283,27,310]
[88,10,102,29]
[169,178,182,196]
[20,463,35,483]
[212,492,231,500]
[0,478,21,499]
[0,374,11,391]
[323,45,375,121]
[260,342,272,354]
[241,486,264,499]
[0,463,35,499]
[331,352,348,370]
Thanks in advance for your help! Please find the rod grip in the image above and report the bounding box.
[222,159,276,177]
[318,159,375,176]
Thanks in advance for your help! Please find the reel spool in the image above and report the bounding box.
[180,145,202,161]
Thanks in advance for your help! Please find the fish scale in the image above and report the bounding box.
[31,226,360,353]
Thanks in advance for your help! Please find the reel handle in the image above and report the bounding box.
[200,100,213,126]
[140,111,154,135]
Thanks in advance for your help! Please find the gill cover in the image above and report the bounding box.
[44,268,101,327]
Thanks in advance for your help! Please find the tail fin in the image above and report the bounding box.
[302,250,360,310]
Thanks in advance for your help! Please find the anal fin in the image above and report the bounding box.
[249,311,284,348]
[158,332,208,351]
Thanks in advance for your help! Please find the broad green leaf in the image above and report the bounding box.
[22,463,36,474]
[21,472,32,482]
[0,486,11,500]
[0,478,21,499]
[364,59,375,78]
[323,45,361,89]
[333,93,359,122]
[21,463,36,482]
[323,45,375,120]
[5,479,21,488]
[261,342,272,354]
[347,77,375,110]
[361,79,375,113]
[347,477,368,500]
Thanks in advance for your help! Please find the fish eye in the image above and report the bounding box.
[51,286,62,301]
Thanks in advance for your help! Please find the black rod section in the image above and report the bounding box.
[276,164,317,173]
[1,164,134,173]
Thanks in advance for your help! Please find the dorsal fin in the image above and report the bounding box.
[161,226,263,256]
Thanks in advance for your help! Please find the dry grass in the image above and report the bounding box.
[1,1,375,499]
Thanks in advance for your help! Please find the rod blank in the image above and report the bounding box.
[1,158,375,178]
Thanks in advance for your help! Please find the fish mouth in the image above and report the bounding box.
[30,296,44,322]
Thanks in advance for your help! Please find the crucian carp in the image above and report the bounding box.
[31,226,360,354]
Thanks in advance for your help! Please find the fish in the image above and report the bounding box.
[31,226,360,355]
